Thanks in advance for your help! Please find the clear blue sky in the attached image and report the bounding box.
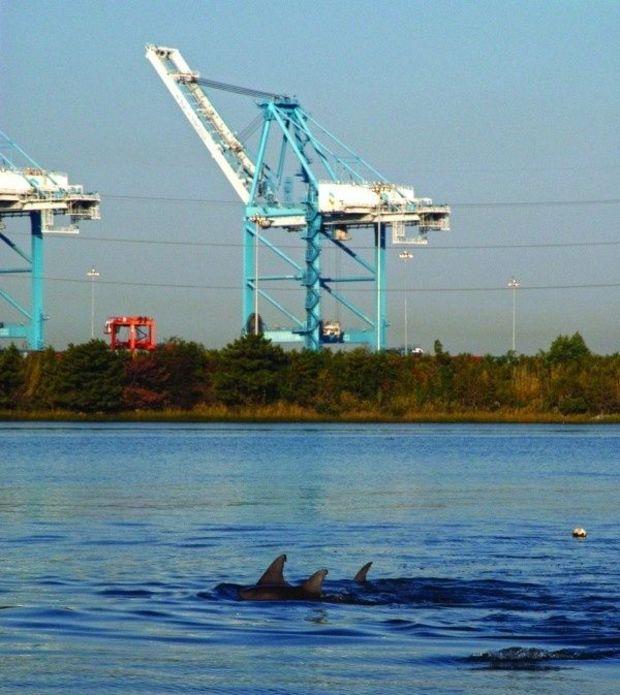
[1,0,619,354]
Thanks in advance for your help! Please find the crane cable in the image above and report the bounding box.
[194,77,290,101]
[40,276,620,293]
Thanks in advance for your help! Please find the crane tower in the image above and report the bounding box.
[0,130,100,349]
[146,45,449,351]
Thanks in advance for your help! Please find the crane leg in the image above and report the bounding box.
[29,212,45,350]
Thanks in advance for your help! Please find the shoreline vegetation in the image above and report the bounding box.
[1,407,619,425]
[1,331,618,424]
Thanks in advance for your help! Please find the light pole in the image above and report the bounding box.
[507,276,520,352]
[254,224,259,335]
[87,266,100,339]
[399,251,413,354]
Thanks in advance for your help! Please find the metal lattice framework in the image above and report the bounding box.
[0,130,100,349]
[146,45,450,350]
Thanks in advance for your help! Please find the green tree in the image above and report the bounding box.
[545,332,591,365]
[331,349,398,405]
[431,340,455,406]
[282,349,328,406]
[152,338,209,408]
[0,344,25,409]
[433,339,449,363]
[214,333,288,406]
[54,340,124,412]
[21,347,60,409]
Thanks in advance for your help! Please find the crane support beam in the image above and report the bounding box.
[29,212,44,349]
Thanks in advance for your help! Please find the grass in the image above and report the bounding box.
[1,405,619,425]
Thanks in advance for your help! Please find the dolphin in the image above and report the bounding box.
[256,553,288,586]
[354,561,373,584]
[238,555,328,601]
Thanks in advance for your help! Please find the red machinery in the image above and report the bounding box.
[104,316,156,352]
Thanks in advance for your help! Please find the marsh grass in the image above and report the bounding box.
[2,405,619,425]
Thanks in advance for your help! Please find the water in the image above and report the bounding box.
[1,422,618,693]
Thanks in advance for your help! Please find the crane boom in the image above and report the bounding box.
[145,44,255,203]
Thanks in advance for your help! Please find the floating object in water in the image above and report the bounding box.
[572,527,587,538]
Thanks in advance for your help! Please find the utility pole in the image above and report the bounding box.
[399,251,413,354]
[87,266,100,339]
[507,276,520,352]
[254,225,259,335]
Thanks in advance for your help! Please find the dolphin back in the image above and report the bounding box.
[302,569,328,596]
[354,561,373,584]
[257,554,288,586]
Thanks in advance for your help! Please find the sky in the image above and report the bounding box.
[1,0,619,354]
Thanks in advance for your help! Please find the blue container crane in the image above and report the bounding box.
[146,45,449,351]
[0,130,100,349]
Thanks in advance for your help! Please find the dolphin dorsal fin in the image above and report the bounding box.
[257,554,287,586]
[354,561,373,584]
[302,569,328,596]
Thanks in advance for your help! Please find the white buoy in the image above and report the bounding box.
[572,527,587,538]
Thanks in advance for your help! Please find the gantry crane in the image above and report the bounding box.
[0,130,100,349]
[105,315,156,352]
[146,45,449,351]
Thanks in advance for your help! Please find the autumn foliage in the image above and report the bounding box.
[0,332,618,418]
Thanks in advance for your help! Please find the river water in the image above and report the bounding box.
[1,422,618,693]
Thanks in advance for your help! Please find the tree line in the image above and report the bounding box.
[0,332,618,417]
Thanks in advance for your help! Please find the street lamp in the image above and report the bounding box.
[507,276,520,352]
[254,224,259,335]
[399,251,413,354]
[86,266,100,339]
